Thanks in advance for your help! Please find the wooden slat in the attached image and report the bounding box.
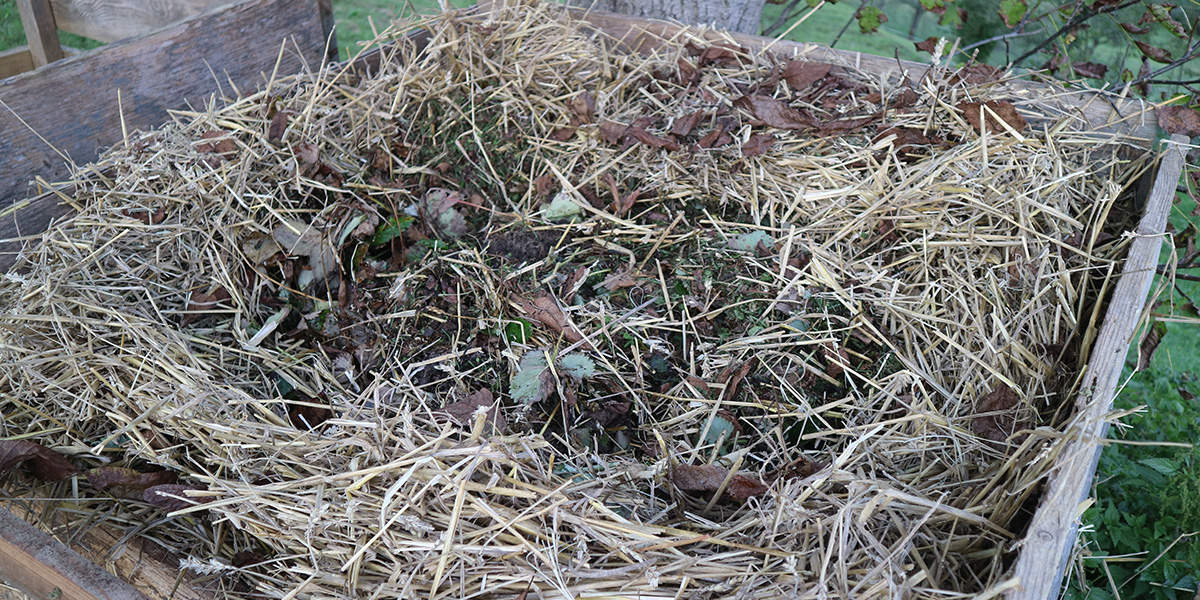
[1006,135,1186,599]
[16,0,64,67]
[0,0,336,271]
[48,0,232,43]
[0,507,151,600]
[0,46,36,79]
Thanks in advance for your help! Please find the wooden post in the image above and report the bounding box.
[16,0,64,67]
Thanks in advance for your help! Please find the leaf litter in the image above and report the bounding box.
[0,1,1157,598]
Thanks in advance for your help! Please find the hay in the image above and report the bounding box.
[0,2,1153,598]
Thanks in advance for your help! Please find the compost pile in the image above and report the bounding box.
[0,1,1152,598]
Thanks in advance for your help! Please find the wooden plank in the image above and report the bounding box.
[0,506,152,600]
[16,0,64,67]
[48,0,232,43]
[0,0,336,271]
[0,47,35,79]
[510,2,1158,141]
[1006,135,1186,599]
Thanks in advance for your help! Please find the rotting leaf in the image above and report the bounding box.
[1121,22,1150,34]
[627,118,681,151]
[958,100,1027,135]
[182,286,231,326]
[672,464,728,492]
[915,37,940,54]
[198,130,237,157]
[817,114,880,135]
[1156,106,1200,137]
[599,120,628,145]
[677,57,697,83]
[122,207,166,225]
[421,188,469,240]
[874,127,933,161]
[971,383,1029,448]
[144,484,208,512]
[268,111,291,143]
[718,358,757,402]
[823,342,850,379]
[698,122,733,148]
[727,475,770,501]
[273,219,339,290]
[766,456,822,484]
[949,63,1003,85]
[1148,3,1186,38]
[733,95,816,130]
[288,398,333,431]
[671,110,706,137]
[86,467,177,500]
[782,60,831,91]
[0,440,78,481]
[437,388,506,432]
[1134,40,1174,63]
[1072,61,1108,79]
[1138,320,1167,370]
[741,133,776,157]
[511,292,593,349]
[569,91,595,123]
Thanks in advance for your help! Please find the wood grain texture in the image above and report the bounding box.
[49,0,230,43]
[1005,135,1186,600]
[0,47,36,79]
[0,0,334,270]
[0,507,152,600]
[16,0,63,67]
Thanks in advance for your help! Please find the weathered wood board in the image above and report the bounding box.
[0,506,152,600]
[48,0,233,43]
[0,0,336,270]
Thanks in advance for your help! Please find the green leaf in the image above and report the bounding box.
[504,319,534,344]
[511,351,551,405]
[919,0,943,9]
[1149,4,1187,38]
[559,353,596,379]
[370,215,413,245]
[545,191,583,221]
[700,414,738,451]
[998,0,1027,27]
[727,231,774,252]
[1138,457,1180,476]
[855,6,887,33]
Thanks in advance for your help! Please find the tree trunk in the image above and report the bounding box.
[569,0,767,35]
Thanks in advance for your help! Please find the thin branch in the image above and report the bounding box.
[830,0,869,49]
[959,27,1045,54]
[1012,0,1142,65]
[763,0,807,37]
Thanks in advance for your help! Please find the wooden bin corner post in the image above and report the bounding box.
[15,0,64,68]
[1005,134,1187,600]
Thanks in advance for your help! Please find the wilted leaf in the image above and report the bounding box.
[1136,59,1152,96]
[949,63,1003,85]
[1072,61,1108,79]
[511,292,592,349]
[915,37,940,54]
[874,127,934,161]
[958,100,1027,135]
[741,133,776,157]
[733,95,816,130]
[855,6,888,33]
[1138,320,1167,370]
[728,230,775,252]
[437,388,506,432]
[1121,22,1149,34]
[197,130,237,157]
[273,220,339,290]
[718,359,757,402]
[601,269,640,291]
[893,88,919,109]
[672,464,728,491]
[144,484,208,512]
[599,120,628,145]
[670,110,706,137]
[182,286,231,326]
[766,456,822,483]
[1148,3,1186,38]
[1156,105,1200,137]
[818,114,880,135]
[0,440,78,481]
[627,118,681,151]
[677,57,697,83]
[687,41,746,67]
[998,0,1027,27]
[287,399,333,431]
[1134,40,1174,63]
[268,111,291,143]
[569,91,595,123]
[698,122,733,148]
[823,342,851,378]
[545,191,583,221]
[86,467,177,500]
[727,475,770,500]
[971,383,1029,447]
[421,188,469,240]
[782,60,832,91]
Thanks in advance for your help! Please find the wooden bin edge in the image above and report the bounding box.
[1005,135,1186,600]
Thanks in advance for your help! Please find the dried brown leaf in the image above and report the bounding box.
[733,95,816,130]
[512,292,593,349]
[1135,40,1174,63]
[268,111,291,143]
[1138,320,1168,370]
[782,60,832,91]
[1156,106,1200,136]
[915,37,940,54]
[0,440,78,481]
[144,484,208,512]
[672,464,728,491]
[970,383,1029,447]
[1072,61,1109,79]
[599,120,628,145]
[727,475,770,500]
[437,388,506,432]
[741,133,776,157]
[86,467,177,500]
[671,110,705,137]
[569,91,595,123]
[958,100,1027,135]
[1121,21,1150,34]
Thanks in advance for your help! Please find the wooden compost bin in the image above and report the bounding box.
[0,3,1183,600]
